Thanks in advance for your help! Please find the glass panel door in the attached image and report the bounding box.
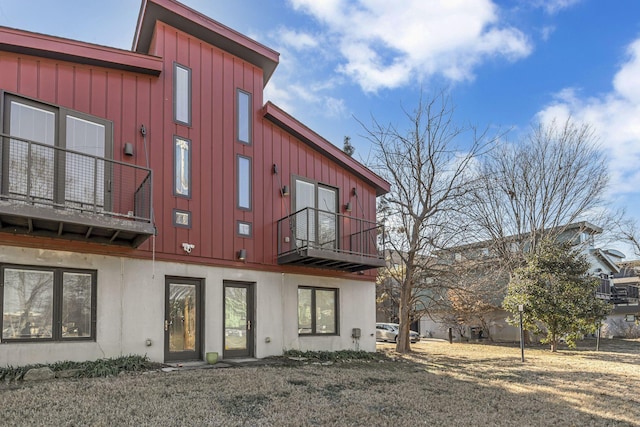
[7,100,56,202]
[224,282,254,358]
[295,179,316,246]
[165,278,202,361]
[318,186,337,249]
[65,115,106,210]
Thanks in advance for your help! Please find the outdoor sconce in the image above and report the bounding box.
[238,249,247,261]
[344,202,352,212]
[123,142,134,156]
[281,185,289,197]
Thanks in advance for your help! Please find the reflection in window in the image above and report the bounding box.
[8,101,55,201]
[237,155,251,210]
[1,266,96,342]
[174,63,191,125]
[66,115,106,208]
[237,90,251,144]
[297,287,338,335]
[62,272,92,338]
[174,137,191,197]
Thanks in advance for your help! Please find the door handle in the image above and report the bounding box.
[247,320,251,331]
[164,320,172,331]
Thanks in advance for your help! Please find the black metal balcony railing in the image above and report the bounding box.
[277,207,385,272]
[596,278,640,305]
[0,133,154,247]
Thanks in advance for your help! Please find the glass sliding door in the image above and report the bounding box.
[293,178,338,250]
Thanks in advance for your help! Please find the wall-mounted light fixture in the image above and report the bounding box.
[344,202,352,212]
[281,185,289,197]
[123,142,134,156]
[238,249,247,261]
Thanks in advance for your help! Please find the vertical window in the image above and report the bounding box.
[297,287,338,335]
[237,155,251,210]
[237,89,251,144]
[1,265,96,342]
[174,137,191,198]
[174,63,191,126]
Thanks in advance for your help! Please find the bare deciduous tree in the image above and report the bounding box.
[363,92,495,352]
[465,118,609,270]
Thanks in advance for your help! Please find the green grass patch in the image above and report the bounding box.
[283,349,386,362]
[0,354,158,382]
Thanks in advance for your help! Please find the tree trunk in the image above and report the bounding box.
[395,279,412,353]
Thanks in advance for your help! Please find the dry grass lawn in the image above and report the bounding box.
[2,339,639,426]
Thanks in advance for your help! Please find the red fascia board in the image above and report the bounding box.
[0,26,162,76]
[133,0,279,85]
[263,102,390,196]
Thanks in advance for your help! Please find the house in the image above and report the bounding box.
[0,0,389,366]
[416,222,630,341]
[599,261,640,338]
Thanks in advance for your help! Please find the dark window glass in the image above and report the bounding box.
[297,287,338,335]
[1,265,96,342]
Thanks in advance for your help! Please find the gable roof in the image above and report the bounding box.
[263,102,390,196]
[133,0,279,86]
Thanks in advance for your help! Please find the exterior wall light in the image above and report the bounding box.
[281,185,289,197]
[238,249,247,261]
[344,202,352,212]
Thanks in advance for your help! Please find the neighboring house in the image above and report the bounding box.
[599,261,640,338]
[419,222,629,341]
[0,0,389,366]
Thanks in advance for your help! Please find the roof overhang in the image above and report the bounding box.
[133,0,279,86]
[263,102,391,197]
[0,26,162,76]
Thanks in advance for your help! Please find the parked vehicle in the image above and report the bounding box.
[376,323,420,343]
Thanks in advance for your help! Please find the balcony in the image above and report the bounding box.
[596,279,640,305]
[0,133,154,247]
[277,207,385,272]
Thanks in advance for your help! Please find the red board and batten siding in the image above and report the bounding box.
[0,23,383,278]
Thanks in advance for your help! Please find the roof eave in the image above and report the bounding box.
[0,26,162,76]
[263,101,390,197]
[133,0,279,86]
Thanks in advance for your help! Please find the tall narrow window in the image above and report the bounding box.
[237,90,251,144]
[237,155,251,210]
[174,63,191,126]
[174,137,191,198]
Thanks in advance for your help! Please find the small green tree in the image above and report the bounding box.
[503,240,610,352]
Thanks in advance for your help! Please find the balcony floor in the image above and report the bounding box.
[0,200,154,248]
[278,247,385,272]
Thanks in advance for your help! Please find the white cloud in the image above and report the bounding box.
[532,0,582,15]
[536,39,640,196]
[286,0,532,93]
[277,28,319,50]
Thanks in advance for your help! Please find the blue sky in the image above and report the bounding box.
[1,0,639,258]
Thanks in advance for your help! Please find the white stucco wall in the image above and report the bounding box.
[0,246,376,366]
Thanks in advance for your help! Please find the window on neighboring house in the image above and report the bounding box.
[297,287,338,335]
[174,63,191,126]
[1,265,97,342]
[237,155,251,210]
[174,136,191,198]
[2,94,112,210]
[237,89,251,144]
